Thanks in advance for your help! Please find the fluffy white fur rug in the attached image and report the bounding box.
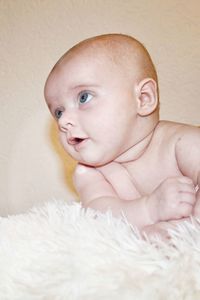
[0,200,200,300]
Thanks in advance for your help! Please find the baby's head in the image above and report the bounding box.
[44,34,159,166]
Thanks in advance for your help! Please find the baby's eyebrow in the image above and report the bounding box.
[70,83,100,91]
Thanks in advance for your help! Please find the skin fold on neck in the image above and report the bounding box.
[114,122,159,164]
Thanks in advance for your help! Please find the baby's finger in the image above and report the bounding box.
[178,202,193,217]
[177,176,194,185]
[179,182,196,195]
[179,191,196,205]
[142,222,172,241]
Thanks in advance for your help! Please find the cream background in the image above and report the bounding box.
[0,0,199,216]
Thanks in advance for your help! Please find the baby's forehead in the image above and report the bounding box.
[59,43,119,68]
[46,47,116,87]
[54,43,136,81]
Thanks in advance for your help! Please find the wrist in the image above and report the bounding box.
[144,195,159,225]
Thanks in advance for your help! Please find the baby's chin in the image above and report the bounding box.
[77,160,106,168]
[69,145,121,167]
[76,156,113,168]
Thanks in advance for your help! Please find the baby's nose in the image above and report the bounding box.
[58,111,76,132]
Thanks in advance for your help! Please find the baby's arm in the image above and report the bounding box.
[73,164,195,230]
[73,164,153,228]
[174,125,200,215]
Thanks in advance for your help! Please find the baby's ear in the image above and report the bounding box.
[135,78,158,116]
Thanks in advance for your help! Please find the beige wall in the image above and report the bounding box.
[0,0,199,215]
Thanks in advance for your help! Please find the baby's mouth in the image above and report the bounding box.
[68,137,85,145]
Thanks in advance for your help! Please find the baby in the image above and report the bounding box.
[44,34,200,235]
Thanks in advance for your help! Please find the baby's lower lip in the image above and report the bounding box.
[68,138,88,151]
[74,138,88,151]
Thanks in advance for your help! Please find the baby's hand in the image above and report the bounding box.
[148,176,196,222]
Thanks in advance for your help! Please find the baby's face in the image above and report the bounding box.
[45,52,139,166]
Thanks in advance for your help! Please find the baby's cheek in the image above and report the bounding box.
[58,132,71,154]
[58,132,66,147]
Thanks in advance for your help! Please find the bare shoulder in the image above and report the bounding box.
[157,121,200,182]
[153,121,200,183]
[154,120,200,144]
[73,163,103,184]
[73,163,116,204]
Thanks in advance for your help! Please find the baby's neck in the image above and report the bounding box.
[114,123,159,164]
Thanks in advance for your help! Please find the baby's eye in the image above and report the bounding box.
[78,92,93,104]
[54,107,64,119]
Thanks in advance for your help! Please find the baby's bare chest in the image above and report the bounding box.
[125,133,183,196]
[124,156,180,196]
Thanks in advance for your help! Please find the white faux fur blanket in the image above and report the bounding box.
[0,200,200,300]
